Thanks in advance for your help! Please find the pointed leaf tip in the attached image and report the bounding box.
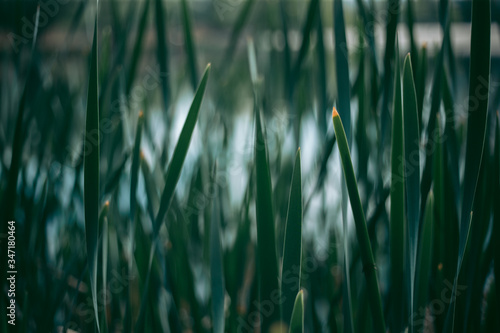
[332,107,339,118]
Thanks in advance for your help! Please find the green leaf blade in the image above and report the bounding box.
[281,148,303,327]
[289,290,304,333]
[413,192,434,333]
[332,108,385,332]
[154,64,211,232]
[459,0,491,261]
[84,17,101,332]
[254,109,280,331]
[390,37,406,332]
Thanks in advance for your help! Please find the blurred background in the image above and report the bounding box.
[0,0,499,332]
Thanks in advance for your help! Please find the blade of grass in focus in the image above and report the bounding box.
[289,290,304,333]
[135,64,210,331]
[458,0,491,264]
[445,0,491,327]
[389,36,406,332]
[333,1,354,330]
[281,148,302,327]
[84,17,101,332]
[254,107,280,331]
[461,113,496,331]
[331,107,385,332]
[181,0,199,90]
[154,64,211,232]
[402,53,420,324]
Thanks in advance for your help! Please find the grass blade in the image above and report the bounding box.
[332,107,385,332]
[281,148,302,327]
[389,37,406,332]
[84,17,100,332]
[254,108,280,331]
[333,2,355,330]
[402,54,420,330]
[134,64,210,331]
[413,192,434,333]
[154,64,211,232]
[458,0,491,262]
[289,290,304,333]
[445,1,492,324]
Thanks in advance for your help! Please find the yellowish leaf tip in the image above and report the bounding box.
[422,42,427,49]
[139,110,144,118]
[140,150,145,160]
[105,200,110,207]
[332,107,339,118]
